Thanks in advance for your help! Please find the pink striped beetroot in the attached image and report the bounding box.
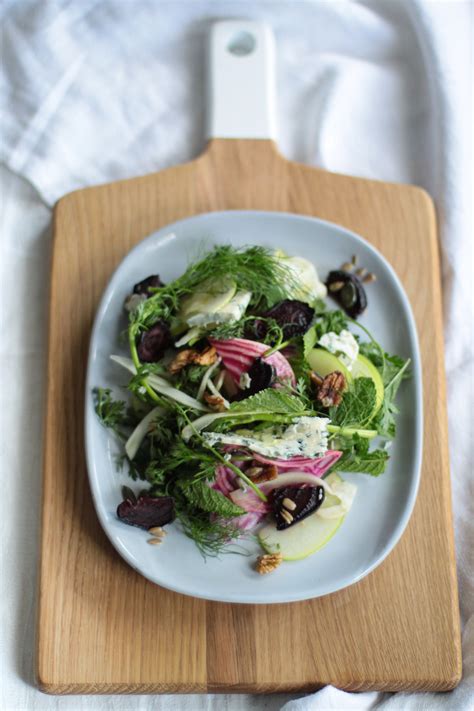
[211,465,239,496]
[231,511,265,531]
[222,446,342,476]
[229,487,271,514]
[210,338,295,386]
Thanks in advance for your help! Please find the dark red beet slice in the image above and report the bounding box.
[137,320,171,362]
[325,270,367,318]
[272,485,325,530]
[117,495,175,529]
[246,357,275,395]
[264,300,315,339]
[133,275,164,296]
[247,300,314,341]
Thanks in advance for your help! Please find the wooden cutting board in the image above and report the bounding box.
[37,21,461,695]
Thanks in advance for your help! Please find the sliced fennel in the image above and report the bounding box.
[179,276,237,320]
[316,477,357,519]
[196,358,222,401]
[125,406,165,460]
[110,355,209,412]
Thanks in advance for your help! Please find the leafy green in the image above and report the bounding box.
[180,480,244,517]
[173,505,246,557]
[329,378,376,429]
[336,435,389,476]
[129,245,299,336]
[359,342,411,437]
[207,316,284,346]
[229,388,306,415]
[172,364,208,397]
[145,438,216,485]
[93,388,129,438]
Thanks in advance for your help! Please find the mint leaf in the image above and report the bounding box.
[336,434,389,476]
[180,480,245,517]
[329,377,376,429]
[229,388,306,415]
[337,444,389,476]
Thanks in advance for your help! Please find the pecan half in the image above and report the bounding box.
[203,393,227,412]
[315,371,346,407]
[168,346,217,374]
[255,552,283,575]
[246,462,278,485]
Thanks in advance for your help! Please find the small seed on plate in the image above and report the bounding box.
[281,509,294,524]
[282,497,296,511]
[351,254,358,266]
[363,272,377,284]
[355,267,367,278]
[147,538,162,546]
[341,262,354,272]
[148,526,166,537]
[328,280,345,292]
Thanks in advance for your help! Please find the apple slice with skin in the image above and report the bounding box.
[307,348,352,384]
[257,473,347,561]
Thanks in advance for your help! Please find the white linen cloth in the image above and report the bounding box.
[0,1,472,709]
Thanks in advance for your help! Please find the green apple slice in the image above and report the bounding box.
[351,354,384,415]
[257,473,346,561]
[307,348,353,384]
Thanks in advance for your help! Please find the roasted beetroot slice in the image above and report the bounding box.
[247,300,314,341]
[133,274,165,296]
[245,357,275,396]
[117,495,175,529]
[137,320,171,362]
[272,485,325,530]
[325,270,367,318]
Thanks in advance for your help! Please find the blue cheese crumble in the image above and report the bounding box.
[202,416,330,459]
[318,329,359,371]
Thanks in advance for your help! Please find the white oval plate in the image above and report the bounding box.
[85,210,422,604]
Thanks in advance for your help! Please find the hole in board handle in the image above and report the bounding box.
[227,31,256,56]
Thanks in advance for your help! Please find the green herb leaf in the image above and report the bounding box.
[329,378,376,429]
[180,480,245,517]
[336,435,389,476]
[93,387,128,438]
[130,245,299,336]
[174,505,246,557]
[359,343,411,438]
[229,388,306,415]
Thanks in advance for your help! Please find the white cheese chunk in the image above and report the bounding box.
[203,416,330,459]
[277,254,327,302]
[239,372,252,390]
[318,329,359,371]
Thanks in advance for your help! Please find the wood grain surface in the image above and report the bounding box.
[37,139,462,694]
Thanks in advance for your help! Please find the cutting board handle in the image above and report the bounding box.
[207,20,277,140]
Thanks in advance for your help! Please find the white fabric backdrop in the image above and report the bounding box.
[0,1,472,709]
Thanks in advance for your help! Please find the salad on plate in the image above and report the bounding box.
[93,244,410,573]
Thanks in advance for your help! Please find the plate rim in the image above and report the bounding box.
[85,209,423,603]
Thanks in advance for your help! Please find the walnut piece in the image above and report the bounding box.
[315,370,346,407]
[168,346,217,374]
[203,393,227,412]
[246,462,278,484]
[255,552,283,575]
